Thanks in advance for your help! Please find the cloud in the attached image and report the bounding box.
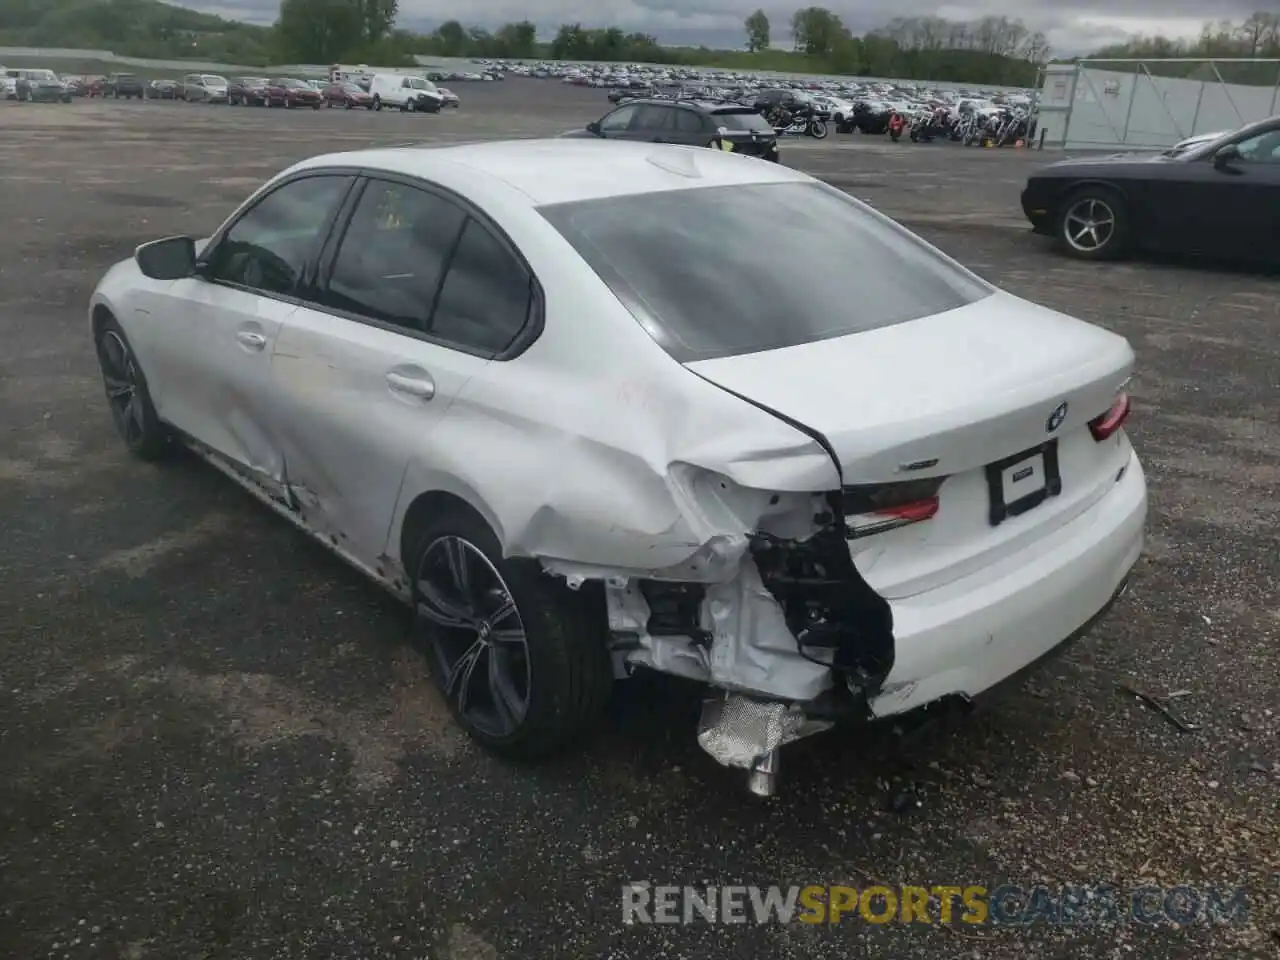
[175,0,1263,55]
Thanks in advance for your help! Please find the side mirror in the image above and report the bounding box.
[1213,143,1239,167]
[587,120,601,135]
[135,236,196,280]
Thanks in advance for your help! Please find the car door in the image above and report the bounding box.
[130,172,355,495]
[267,175,537,569]
[1153,129,1280,260]
[1202,129,1280,260]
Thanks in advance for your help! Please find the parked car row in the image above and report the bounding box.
[3,66,460,114]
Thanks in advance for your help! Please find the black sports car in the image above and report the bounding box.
[1021,116,1280,264]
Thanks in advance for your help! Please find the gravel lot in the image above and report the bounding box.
[1,79,1277,960]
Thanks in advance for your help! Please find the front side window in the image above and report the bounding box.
[430,219,533,355]
[1234,129,1280,163]
[540,181,993,363]
[322,181,465,333]
[599,104,637,132]
[205,175,352,296]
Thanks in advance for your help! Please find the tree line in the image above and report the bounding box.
[3,0,1279,89]
[1071,12,1280,85]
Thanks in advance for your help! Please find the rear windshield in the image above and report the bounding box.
[539,181,993,362]
[712,109,774,133]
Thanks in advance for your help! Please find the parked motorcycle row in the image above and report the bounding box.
[608,82,1038,147]
[884,103,1037,147]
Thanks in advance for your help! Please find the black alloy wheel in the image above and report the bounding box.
[415,535,532,740]
[408,510,614,759]
[94,322,167,459]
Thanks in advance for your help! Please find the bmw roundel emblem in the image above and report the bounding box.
[1046,402,1069,433]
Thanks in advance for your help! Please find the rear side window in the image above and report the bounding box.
[323,181,465,332]
[672,109,705,134]
[712,109,773,133]
[430,219,532,355]
[539,181,993,363]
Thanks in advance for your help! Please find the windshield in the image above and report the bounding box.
[203,75,227,85]
[712,109,774,133]
[407,77,437,90]
[540,181,993,362]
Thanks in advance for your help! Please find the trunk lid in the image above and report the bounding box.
[686,291,1135,597]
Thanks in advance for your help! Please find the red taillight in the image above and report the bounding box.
[1089,391,1131,441]
[843,478,945,539]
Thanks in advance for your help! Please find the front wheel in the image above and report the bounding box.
[94,316,169,461]
[408,513,613,759]
[373,95,381,111]
[1057,187,1130,261]
[808,118,828,139]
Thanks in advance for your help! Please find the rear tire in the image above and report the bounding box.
[407,510,613,760]
[373,95,381,111]
[809,118,828,139]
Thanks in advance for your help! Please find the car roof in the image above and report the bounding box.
[288,138,810,206]
[615,97,747,113]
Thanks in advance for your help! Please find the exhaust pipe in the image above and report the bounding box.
[747,748,779,797]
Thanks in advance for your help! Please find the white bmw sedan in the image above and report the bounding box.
[90,140,1146,794]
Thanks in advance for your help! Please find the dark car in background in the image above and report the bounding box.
[838,99,893,134]
[147,79,180,100]
[608,85,657,103]
[1021,116,1280,264]
[229,77,270,106]
[752,87,818,116]
[266,78,322,109]
[104,73,146,99]
[321,81,372,109]
[565,98,781,161]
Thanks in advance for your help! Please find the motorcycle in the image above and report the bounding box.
[908,109,948,143]
[769,106,829,140]
[888,111,907,142]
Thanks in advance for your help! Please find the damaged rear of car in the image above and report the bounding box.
[528,178,1145,794]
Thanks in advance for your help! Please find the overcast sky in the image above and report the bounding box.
[184,0,1261,55]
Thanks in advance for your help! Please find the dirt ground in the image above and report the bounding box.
[0,79,1277,960]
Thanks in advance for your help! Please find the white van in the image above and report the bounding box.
[367,73,444,112]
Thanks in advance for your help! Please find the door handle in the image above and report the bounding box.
[386,371,436,400]
[236,330,267,350]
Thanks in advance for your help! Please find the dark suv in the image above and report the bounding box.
[566,98,781,161]
[105,73,146,99]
